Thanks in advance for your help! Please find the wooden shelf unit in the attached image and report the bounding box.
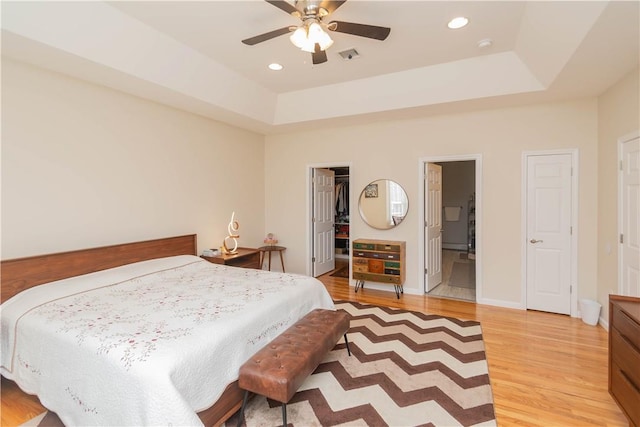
[335,223,350,259]
[352,239,406,298]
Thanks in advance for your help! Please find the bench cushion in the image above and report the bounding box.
[238,308,350,403]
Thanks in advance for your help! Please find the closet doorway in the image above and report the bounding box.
[422,156,481,302]
[308,165,350,277]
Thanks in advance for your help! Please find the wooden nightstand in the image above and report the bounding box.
[201,247,260,269]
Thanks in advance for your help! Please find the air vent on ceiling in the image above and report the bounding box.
[338,48,360,60]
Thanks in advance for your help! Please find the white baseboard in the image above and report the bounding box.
[598,317,609,331]
[475,297,525,310]
[442,243,468,251]
[348,284,526,308]
[575,311,608,329]
[349,281,422,296]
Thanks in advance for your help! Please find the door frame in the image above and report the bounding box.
[618,130,640,295]
[419,154,483,299]
[521,149,579,317]
[306,162,352,277]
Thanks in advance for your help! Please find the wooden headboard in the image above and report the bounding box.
[1,234,197,303]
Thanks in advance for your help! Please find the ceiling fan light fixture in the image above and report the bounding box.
[290,20,334,52]
[307,21,323,37]
[300,41,317,53]
[316,28,334,51]
[290,26,308,48]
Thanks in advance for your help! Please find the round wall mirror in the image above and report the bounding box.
[358,179,409,230]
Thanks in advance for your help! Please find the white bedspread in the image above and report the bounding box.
[1,255,335,426]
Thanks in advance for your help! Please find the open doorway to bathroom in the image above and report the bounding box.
[425,159,478,302]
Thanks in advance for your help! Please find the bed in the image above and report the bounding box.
[1,235,335,426]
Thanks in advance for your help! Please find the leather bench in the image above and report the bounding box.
[237,308,351,426]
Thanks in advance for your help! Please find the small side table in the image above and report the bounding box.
[258,245,286,272]
[201,247,260,269]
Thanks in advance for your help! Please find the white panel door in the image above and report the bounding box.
[526,154,572,314]
[426,163,443,291]
[621,135,640,296]
[312,168,335,277]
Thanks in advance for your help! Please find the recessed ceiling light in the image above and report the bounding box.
[268,63,283,71]
[447,17,469,29]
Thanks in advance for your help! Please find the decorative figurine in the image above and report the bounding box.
[223,211,240,254]
[264,233,278,246]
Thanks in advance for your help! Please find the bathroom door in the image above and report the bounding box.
[425,163,443,291]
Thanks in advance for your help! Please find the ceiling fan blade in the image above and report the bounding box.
[319,1,347,14]
[242,27,292,45]
[328,21,390,40]
[265,0,299,16]
[312,43,328,65]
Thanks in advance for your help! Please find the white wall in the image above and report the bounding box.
[597,67,640,323]
[4,58,632,314]
[1,59,266,259]
[265,100,599,307]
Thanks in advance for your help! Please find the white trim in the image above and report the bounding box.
[359,282,423,296]
[617,130,640,295]
[476,297,524,310]
[306,162,352,277]
[521,149,579,317]
[442,243,468,251]
[418,154,483,302]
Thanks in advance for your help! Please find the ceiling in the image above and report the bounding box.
[2,1,638,134]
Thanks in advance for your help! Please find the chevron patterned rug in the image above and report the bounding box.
[229,300,496,427]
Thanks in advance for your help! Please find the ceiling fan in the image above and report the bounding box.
[241,0,391,65]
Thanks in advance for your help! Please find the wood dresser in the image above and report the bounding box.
[201,247,261,269]
[609,295,640,427]
[352,239,405,298]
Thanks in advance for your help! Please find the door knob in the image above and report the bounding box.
[530,239,543,244]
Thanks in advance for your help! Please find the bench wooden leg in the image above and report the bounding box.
[237,390,249,427]
[344,333,351,356]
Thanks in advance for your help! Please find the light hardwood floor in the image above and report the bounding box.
[1,271,628,427]
[428,249,476,301]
